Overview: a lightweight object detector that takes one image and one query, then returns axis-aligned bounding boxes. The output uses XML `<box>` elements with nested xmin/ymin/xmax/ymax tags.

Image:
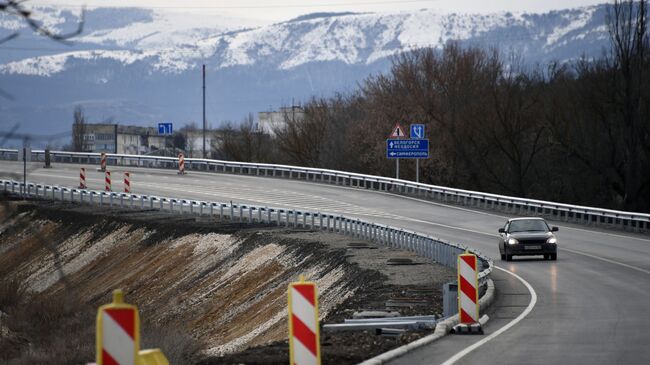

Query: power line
<box><xmin>29</xmin><ymin>0</ymin><xmax>440</xmax><ymax>10</ymax></box>
<box><xmin>0</xmin><ymin>46</ymin><xmax>90</xmax><ymax>51</ymax></box>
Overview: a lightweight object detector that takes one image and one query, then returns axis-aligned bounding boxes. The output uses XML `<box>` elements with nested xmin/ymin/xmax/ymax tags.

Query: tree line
<box><xmin>206</xmin><ymin>1</ymin><xmax>650</xmax><ymax>213</ymax></box>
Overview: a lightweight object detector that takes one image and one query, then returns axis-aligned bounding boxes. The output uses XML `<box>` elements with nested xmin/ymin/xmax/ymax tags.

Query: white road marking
<box><xmin>560</xmin><ymin>247</ymin><xmax>650</xmax><ymax>275</ymax></box>
<box><xmin>439</xmin><ymin>266</ymin><xmax>538</xmax><ymax>365</ymax></box>
<box><xmin>362</xmin><ymin>189</ymin><xmax>650</xmax><ymax>243</ymax></box>
<box><xmin>398</xmin><ymin>216</ymin><xmax>499</xmax><ymax>239</ymax></box>
<box><xmin>9</xmin><ymin>164</ymin><xmax>650</xmax><ymax>240</ymax></box>
<box><xmin>386</xmin><ymin>216</ymin><xmax>650</xmax><ymax>277</ymax></box>
<box><xmin>7</xmin><ymin>165</ymin><xmax>650</xmax><ymax>274</ymax></box>
<box><xmin>138</xmin><ymin>181</ymin><xmax>402</xmax><ymax>220</ymax></box>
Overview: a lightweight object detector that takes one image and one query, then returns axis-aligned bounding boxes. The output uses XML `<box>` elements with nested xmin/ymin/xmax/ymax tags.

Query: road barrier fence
<box><xmin>0</xmin><ymin>149</ymin><xmax>647</xmax><ymax>232</ymax></box>
<box><xmin>0</xmin><ymin>178</ymin><xmax>493</xmax><ymax>290</ymax></box>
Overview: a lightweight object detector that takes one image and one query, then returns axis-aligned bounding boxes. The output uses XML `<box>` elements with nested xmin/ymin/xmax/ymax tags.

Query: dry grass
<box><xmin>0</xmin><ymin>281</ymin><xmax>95</xmax><ymax>364</ymax></box>
<box><xmin>142</xmin><ymin>322</ymin><xmax>204</xmax><ymax>365</ymax></box>
<box><xmin>0</xmin><ymin>277</ymin><xmax>26</xmax><ymax>310</ymax></box>
<box><xmin>0</xmin><ymin>277</ymin><xmax>201</xmax><ymax>364</ymax></box>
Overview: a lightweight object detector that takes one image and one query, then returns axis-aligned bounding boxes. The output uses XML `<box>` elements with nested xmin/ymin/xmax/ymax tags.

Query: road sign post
<box><xmin>158</xmin><ymin>123</ymin><xmax>173</xmax><ymax>136</ymax></box>
<box><xmin>389</xmin><ymin>124</ymin><xmax>406</xmax><ymax>179</ymax></box>
<box><xmin>95</xmin><ymin>289</ymin><xmax>170</xmax><ymax>365</ymax></box>
<box><xmin>410</xmin><ymin>124</ymin><xmax>425</xmax><ymax>139</ymax></box>
<box><xmin>387</xmin><ymin>124</ymin><xmax>429</xmax><ymax>181</ymax></box>
<box><xmin>288</xmin><ymin>275</ymin><xmax>321</xmax><ymax>365</ymax></box>
<box><xmin>386</xmin><ymin>139</ymin><xmax>429</xmax><ymax>158</ymax></box>
<box><xmin>410</xmin><ymin>124</ymin><xmax>426</xmax><ymax>183</ymax></box>
<box><xmin>452</xmin><ymin>252</ymin><xmax>483</xmax><ymax>334</ymax></box>
<box><xmin>96</xmin><ymin>290</ymin><xmax>140</xmax><ymax>365</ymax></box>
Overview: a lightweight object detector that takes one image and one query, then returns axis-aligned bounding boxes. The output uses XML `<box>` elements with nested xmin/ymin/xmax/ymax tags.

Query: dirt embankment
<box><xmin>0</xmin><ymin>198</ymin><xmax>454</xmax><ymax>364</ymax></box>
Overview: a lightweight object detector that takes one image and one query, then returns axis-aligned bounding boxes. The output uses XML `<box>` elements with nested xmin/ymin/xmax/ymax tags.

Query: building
<box><xmin>115</xmin><ymin>125</ymin><xmax>167</xmax><ymax>155</ymax></box>
<box><xmin>76</xmin><ymin>123</ymin><xmax>169</xmax><ymax>155</ymax></box>
<box><xmin>182</xmin><ymin>128</ymin><xmax>217</xmax><ymax>158</ymax></box>
<box><xmin>258</xmin><ymin>106</ymin><xmax>304</xmax><ymax>136</ymax></box>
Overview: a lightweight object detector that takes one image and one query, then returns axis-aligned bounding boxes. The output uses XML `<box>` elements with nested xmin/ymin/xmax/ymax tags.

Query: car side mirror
<box><xmin>498</xmin><ymin>228</ymin><xmax>505</xmax><ymax>233</ymax></box>
<box><xmin>551</xmin><ymin>226</ymin><xmax>559</xmax><ymax>232</ymax></box>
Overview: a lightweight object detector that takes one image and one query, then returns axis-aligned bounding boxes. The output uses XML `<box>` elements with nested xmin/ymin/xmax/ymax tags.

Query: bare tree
<box><xmin>220</xmin><ymin>114</ymin><xmax>274</xmax><ymax>162</ymax></box>
<box><xmin>179</xmin><ymin>123</ymin><xmax>199</xmax><ymax>157</ymax></box>
<box><xmin>0</xmin><ymin>1</ymin><xmax>84</xmax><ymax>101</ymax></box>
<box><xmin>71</xmin><ymin>106</ymin><xmax>86</xmax><ymax>152</ymax></box>
<box><xmin>607</xmin><ymin>0</ymin><xmax>649</xmax><ymax>209</ymax></box>
<box><xmin>475</xmin><ymin>60</ymin><xmax>549</xmax><ymax>197</ymax></box>
<box><xmin>273</xmin><ymin>105</ymin><xmax>327</xmax><ymax>166</ymax></box>
<box><xmin>0</xmin><ymin>1</ymin><xmax>84</xmax><ymax>45</ymax></box>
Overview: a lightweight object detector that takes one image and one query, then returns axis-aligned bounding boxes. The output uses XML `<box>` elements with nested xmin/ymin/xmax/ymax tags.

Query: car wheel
<box><xmin>551</xmin><ymin>253</ymin><xmax>557</xmax><ymax>261</ymax></box>
<box><xmin>506</xmin><ymin>254</ymin><xmax>513</xmax><ymax>261</ymax></box>
<box><xmin>544</xmin><ymin>254</ymin><xmax>550</xmax><ymax>260</ymax></box>
<box><xmin>501</xmin><ymin>253</ymin><xmax>506</xmax><ymax>261</ymax></box>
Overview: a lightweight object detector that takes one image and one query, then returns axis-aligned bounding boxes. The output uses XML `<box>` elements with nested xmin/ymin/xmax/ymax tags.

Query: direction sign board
<box><xmin>410</xmin><ymin>124</ymin><xmax>425</xmax><ymax>139</ymax></box>
<box><xmin>386</xmin><ymin>139</ymin><xmax>429</xmax><ymax>158</ymax></box>
<box><xmin>158</xmin><ymin>123</ymin><xmax>173</xmax><ymax>135</ymax></box>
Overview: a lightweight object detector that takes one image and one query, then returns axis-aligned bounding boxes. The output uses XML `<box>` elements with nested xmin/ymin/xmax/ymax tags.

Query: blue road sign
<box><xmin>410</xmin><ymin>124</ymin><xmax>425</xmax><ymax>139</ymax></box>
<box><xmin>158</xmin><ymin>123</ymin><xmax>173</xmax><ymax>135</ymax></box>
<box><xmin>386</xmin><ymin>139</ymin><xmax>429</xmax><ymax>158</ymax></box>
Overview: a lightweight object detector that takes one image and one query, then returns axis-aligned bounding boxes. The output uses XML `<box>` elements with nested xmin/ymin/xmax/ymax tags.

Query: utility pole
<box><xmin>202</xmin><ymin>64</ymin><xmax>206</xmax><ymax>158</ymax></box>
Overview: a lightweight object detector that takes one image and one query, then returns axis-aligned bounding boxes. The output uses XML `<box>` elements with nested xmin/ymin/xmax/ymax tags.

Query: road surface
<box><xmin>2</xmin><ymin>161</ymin><xmax>650</xmax><ymax>364</ymax></box>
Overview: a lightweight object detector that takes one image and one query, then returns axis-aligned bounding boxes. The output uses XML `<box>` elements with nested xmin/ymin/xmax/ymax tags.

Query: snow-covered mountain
<box><xmin>0</xmin><ymin>5</ymin><xmax>612</xmax><ymax>145</ymax></box>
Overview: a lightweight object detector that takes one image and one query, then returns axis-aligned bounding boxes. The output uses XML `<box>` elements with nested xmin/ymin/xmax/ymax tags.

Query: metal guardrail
<box><xmin>1</xmin><ymin>148</ymin><xmax>648</xmax><ymax>232</ymax></box>
<box><xmin>1</xmin><ymin>179</ymin><xmax>493</xmax><ymax>287</ymax></box>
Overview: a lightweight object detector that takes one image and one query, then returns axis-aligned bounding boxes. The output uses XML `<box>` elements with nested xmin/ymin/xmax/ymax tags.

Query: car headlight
<box><xmin>508</xmin><ymin>237</ymin><xmax>518</xmax><ymax>245</ymax></box>
<box><xmin>547</xmin><ymin>237</ymin><xmax>557</xmax><ymax>244</ymax></box>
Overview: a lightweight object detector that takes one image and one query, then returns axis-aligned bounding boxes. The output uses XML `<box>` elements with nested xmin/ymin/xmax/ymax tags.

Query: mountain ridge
<box><xmin>0</xmin><ymin>4</ymin><xmax>613</xmax><ymax>146</ymax></box>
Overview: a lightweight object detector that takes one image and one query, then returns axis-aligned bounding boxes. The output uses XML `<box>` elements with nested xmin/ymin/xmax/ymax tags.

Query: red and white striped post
<box><xmin>288</xmin><ymin>276</ymin><xmax>321</xmax><ymax>365</ymax></box>
<box><xmin>79</xmin><ymin>167</ymin><xmax>87</xmax><ymax>189</ymax></box>
<box><xmin>105</xmin><ymin>171</ymin><xmax>112</xmax><ymax>192</ymax></box>
<box><xmin>458</xmin><ymin>252</ymin><xmax>479</xmax><ymax>324</ymax></box>
<box><xmin>100</xmin><ymin>152</ymin><xmax>107</xmax><ymax>172</ymax></box>
<box><xmin>178</xmin><ymin>153</ymin><xmax>185</xmax><ymax>175</ymax></box>
<box><xmin>96</xmin><ymin>289</ymin><xmax>140</xmax><ymax>365</ymax></box>
<box><xmin>124</xmin><ymin>172</ymin><xmax>131</xmax><ymax>193</ymax></box>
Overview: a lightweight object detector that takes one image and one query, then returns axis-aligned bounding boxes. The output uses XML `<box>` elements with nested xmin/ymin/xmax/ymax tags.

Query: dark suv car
<box><xmin>498</xmin><ymin>217</ymin><xmax>558</xmax><ymax>261</ymax></box>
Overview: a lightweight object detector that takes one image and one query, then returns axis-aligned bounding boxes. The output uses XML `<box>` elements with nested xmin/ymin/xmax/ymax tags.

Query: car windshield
<box><xmin>508</xmin><ymin>220</ymin><xmax>549</xmax><ymax>233</ymax></box>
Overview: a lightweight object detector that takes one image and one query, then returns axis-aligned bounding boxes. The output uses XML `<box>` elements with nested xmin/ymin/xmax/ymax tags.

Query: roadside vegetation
<box><xmin>0</xmin><ymin>277</ymin><xmax>202</xmax><ymax>364</ymax></box>
<box><xmin>220</xmin><ymin>0</ymin><xmax>650</xmax><ymax>213</ymax></box>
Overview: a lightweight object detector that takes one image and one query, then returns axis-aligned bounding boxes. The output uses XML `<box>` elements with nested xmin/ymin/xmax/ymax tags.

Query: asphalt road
<box><xmin>3</xmin><ymin>161</ymin><xmax>650</xmax><ymax>364</ymax></box>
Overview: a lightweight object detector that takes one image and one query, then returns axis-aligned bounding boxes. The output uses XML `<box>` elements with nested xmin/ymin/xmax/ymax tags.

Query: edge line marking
<box><xmin>439</xmin><ymin>266</ymin><xmax>537</xmax><ymax>365</ymax></box>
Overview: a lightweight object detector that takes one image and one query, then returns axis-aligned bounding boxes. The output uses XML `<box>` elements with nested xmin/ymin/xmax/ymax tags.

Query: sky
<box><xmin>32</xmin><ymin>0</ymin><xmax>608</xmax><ymax>22</ymax></box>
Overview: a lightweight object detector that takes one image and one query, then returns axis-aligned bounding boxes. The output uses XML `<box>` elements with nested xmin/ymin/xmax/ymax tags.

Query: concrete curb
<box><xmin>357</xmin><ymin>278</ymin><xmax>495</xmax><ymax>365</ymax></box>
